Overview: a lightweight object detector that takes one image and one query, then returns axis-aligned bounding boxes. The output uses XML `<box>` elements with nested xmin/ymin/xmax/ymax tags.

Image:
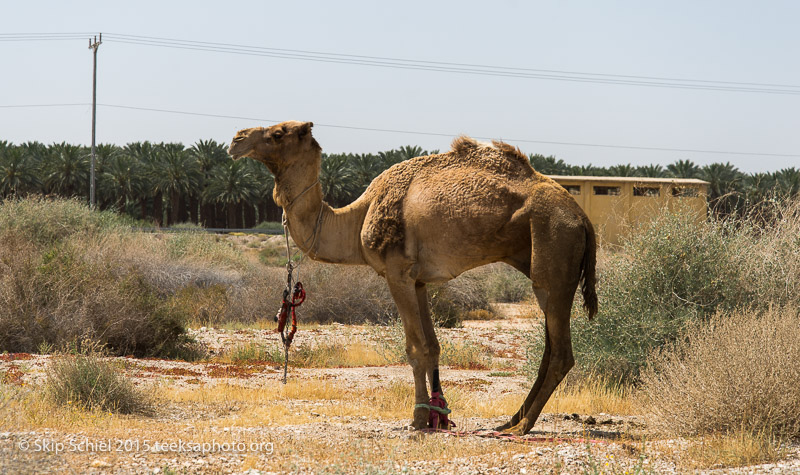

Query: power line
<box><xmin>99</xmin><ymin>33</ymin><xmax>800</xmax><ymax>95</ymax></box>
<box><xmin>6</xmin><ymin>32</ymin><xmax>798</xmax><ymax>95</ymax></box>
<box><xmin>2</xmin><ymin>102</ymin><xmax>798</xmax><ymax>158</ymax></box>
<box><xmin>0</xmin><ymin>33</ymin><xmax>96</xmax><ymax>42</ymax></box>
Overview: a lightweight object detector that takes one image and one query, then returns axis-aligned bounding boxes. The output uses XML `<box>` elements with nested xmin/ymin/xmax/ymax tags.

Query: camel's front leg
<box><xmin>416</xmin><ymin>282</ymin><xmax>453</xmax><ymax>429</ymax></box>
<box><xmin>386</xmin><ymin>270</ymin><xmax>434</xmax><ymax>429</ymax></box>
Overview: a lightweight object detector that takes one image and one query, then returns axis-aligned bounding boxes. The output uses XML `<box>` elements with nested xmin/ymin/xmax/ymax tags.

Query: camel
<box><xmin>228</xmin><ymin>121</ymin><xmax>597</xmax><ymax>435</ymax></box>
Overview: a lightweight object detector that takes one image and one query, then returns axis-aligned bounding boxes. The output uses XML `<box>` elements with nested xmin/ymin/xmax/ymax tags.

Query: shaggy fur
<box><xmin>361</xmin><ymin>136</ymin><xmax>543</xmax><ymax>254</ymax></box>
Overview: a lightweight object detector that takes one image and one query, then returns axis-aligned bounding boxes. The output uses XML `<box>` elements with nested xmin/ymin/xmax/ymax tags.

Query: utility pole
<box><xmin>88</xmin><ymin>33</ymin><xmax>102</xmax><ymax>208</ymax></box>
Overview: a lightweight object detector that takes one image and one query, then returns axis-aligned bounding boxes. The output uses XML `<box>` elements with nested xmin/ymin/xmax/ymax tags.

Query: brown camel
<box><xmin>228</xmin><ymin>121</ymin><xmax>597</xmax><ymax>435</ymax></box>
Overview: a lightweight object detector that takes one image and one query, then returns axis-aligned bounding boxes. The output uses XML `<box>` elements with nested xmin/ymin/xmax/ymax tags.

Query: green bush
<box><xmin>45</xmin><ymin>351</ymin><xmax>153</xmax><ymax>414</ymax></box>
<box><xmin>568</xmin><ymin>209</ymin><xmax>747</xmax><ymax>380</ymax></box>
<box><xmin>556</xmin><ymin>200</ymin><xmax>800</xmax><ymax>382</ymax></box>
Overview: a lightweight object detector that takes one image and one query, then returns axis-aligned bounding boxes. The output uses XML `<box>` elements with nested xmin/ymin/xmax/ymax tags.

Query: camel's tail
<box><xmin>580</xmin><ymin>217</ymin><xmax>598</xmax><ymax>319</ymax></box>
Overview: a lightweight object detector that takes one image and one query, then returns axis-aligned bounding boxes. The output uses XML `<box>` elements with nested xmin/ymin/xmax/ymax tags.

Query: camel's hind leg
<box><xmin>500</xmin><ymin>219</ymin><xmax>584</xmax><ymax>435</ymax></box>
<box><xmin>496</xmin><ymin>288</ymin><xmax>551</xmax><ymax>431</ymax></box>
<box><xmin>505</xmin><ymin>288</ymin><xmax>575</xmax><ymax>435</ymax></box>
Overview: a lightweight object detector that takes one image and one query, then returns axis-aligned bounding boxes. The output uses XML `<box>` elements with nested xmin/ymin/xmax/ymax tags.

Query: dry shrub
<box><xmin>429</xmin><ymin>270</ymin><xmax>494</xmax><ymax>328</ymax></box>
<box><xmin>90</xmin><ymin>232</ymin><xmax>244</xmax><ymax>293</ymax></box>
<box><xmin>0</xmin><ymin>234</ymin><xmax>192</xmax><ymax>357</ymax></box>
<box><xmin>463</xmin><ymin>309</ymin><xmax>500</xmax><ymax>321</ymax></box>
<box><xmin>224</xmin><ymin>262</ymin><xmax>397</xmax><ymax>324</ymax></box>
<box><xmin>542</xmin><ymin>373</ymin><xmax>634</xmax><ymax>416</ymax></box>
<box><xmin>639</xmin><ymin>307</ymin><xmax>800</xmax><ymax>439</ymax></box>
<box><xmin>739</xmin><ymin>199</ymin><xmax>800</xmax><ymax>305</ymax></box>
<box><xmin>477</xmin><ymin>263</ymin><xmax>532</xmax><ymax>303</ymax></box>
<box><xmin>44</xmin><ymin>352</ymin><xmax>153</xmax><ymax>415</ymax></box>
<box><xmin>0</xmin><ymin>196</ymin><xmax>125</xmax><ymax>246</ymax></box>
<box><xmin>300</xmin><ymin>262</ymin><xmax>397</xmax><ymax>324</ymax></box>
<box><xmin>0</xmin><ymin>198</ymin><xmax>233</xmax><ymax>358</ymax></box>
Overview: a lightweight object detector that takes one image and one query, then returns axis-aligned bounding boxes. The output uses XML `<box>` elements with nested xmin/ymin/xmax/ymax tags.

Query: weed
<box><xmin>487</xmin><ymin>371</ymin><xmax>513</xmax><ymax>377</ymax></box>
<box><xmin>44</xmin><ymin>352</ymin><xmax>153</xmax><ymax>415</ymax></box>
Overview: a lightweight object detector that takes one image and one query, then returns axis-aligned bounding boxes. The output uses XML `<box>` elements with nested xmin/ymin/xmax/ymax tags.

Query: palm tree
<box><xmin>92</xmin><ymin>143</ymin><xmax>120</xmax><ymax>208</ymax></box>
<box><xmin>397</xmin><ymin>145</ymin><xmax>427</xmax><ymax>162</ymax></box>
<box><xmin>774</xmin><ymin>167</ymin><xmax>800</xmax><ymax>199</ymax></box>
<box><xmin>571</xmin><ymin>163</ymin><xmax>608</xmax><ymax>176</ymax></box>
<box><xmin>637</xmin><ymin>164</ymin><xmax>667</xmax><ymax>178</ymax></box>
<box><xmin>191</xmin><ymin>139</ymin><xmax>229</xmax><ymax>225</ymax></box>
<box><xmin>123</xmin><ymin>142</ymin><xmax>160</xmax><ymax>223</ymax></box>
<box><xmin>667</xmin><ymin>159</ymin><xmax>701</xmax><ymax>179</ymax></box>
<box><xmin>101</xmin><ymin>154</ymin><xmax>143</xmax><ymax>211</ymax></box>
<box><xmin>743</xmin><ymin>172</ymin><xmax>775</xmax><ymax>203</ymax></box>
<box><xmin>347</xmin><ymin>153</ymin><xmax>382</xmax><ymax>196</ymax></box>
<box><xmin>529</xmin><ymin>154</ymin><xmax>571</xmax><ymax>175</ymax></box>
<box><xmin>702</xmin><ymin>162</ymin><xmax>744</xmax><ymax>216</ymax></box>
<box><xmin>607</xmin><ymin>164</ymin><xmax>638</xmax><ymax>177</ymax></box>
<box><xmin>204</xmin><ymin>158</ymin><xmax>260</xmax><ymax>228</ymax></box>
<box><xmin>44</xmin><ymin>142</ymin><xmax>89</xmax><ymax>198</ymax></box>
<box><xmin>319</xmin><ymin>153</ymin><xmax>355</xmax><ymax>206</ymax></box>
<box><xmin>378</xmin><ymin>149</ymin><xmax>403</xmax><ymax>168</ymax></box>
<box><xmin>702</xmin><ymin>162</ymin><xmax>742</xmax><ymax>198</ymax></box>
<box><xmin>0</xmin><ymin>146</ymin><xmax>40</xmax><ymax>198</ymax></box>
<box><xmin>249</xmin><ymin>159</ymin><xmax>278</xmax><ymax>223</ymax></box>
<box><xmin>151</xmin><ymin>143</ymin><xmax>201</xmax><ymax>226</ymax></box>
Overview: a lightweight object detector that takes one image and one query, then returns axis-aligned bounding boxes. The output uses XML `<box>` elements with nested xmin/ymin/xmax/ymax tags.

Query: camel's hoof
<box><xmin>494</xmin><ymin>421</ymin><xmax>513</xmax><ymax>432</ymax></box>
<box><xmin>411</xmin><ymin>407</ymin><xmax>429</xmax><ymax>430</ymax></box>
<box><xmin>500</xmin><ymin>419</ymin><xmax>531</xmax><ymax>436</ymax></box>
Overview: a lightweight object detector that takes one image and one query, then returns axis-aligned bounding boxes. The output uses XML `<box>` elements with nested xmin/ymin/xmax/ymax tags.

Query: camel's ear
<box><xmin>297</xmin><ymin>121</ymin><xmax>313</xmax><ymax>139</ymax></box>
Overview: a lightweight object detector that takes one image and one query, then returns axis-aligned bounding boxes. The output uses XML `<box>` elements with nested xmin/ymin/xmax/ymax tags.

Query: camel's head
<box><xmin>228</xmin><ymin>121</ymin><xmax>317</xmax><ymax>174</ymax></box>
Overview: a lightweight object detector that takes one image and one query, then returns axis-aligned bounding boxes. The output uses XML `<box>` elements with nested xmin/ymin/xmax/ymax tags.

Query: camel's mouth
<box><xmin>227</xmin><ymin>147</ymin><xmax>243</xmax><ymax>160</ymax></box>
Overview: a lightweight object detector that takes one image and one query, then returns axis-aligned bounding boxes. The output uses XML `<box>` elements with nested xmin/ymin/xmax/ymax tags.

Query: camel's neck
<box><xmin>273</xmin><ymin>154</ymin><xmax>367</xmax><ymax>265</ymax></box>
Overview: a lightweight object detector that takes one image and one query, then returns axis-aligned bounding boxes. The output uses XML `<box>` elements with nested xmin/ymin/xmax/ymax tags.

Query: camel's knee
<box><xmin>429</xmin><ymin>340</ymin><xmax>441</xmax><ymax>360</ymax></box>
<box><xmin>406</xmin><ymin>343</ymin><xmax>438</xmax><ymax>366</ymax></box>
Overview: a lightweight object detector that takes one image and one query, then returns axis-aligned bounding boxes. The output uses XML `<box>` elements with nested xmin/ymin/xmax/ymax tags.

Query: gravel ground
<box><xmin>2</xmin><ymin>317</ymin><xmax>799</xmax><ymax>474</ymax></box>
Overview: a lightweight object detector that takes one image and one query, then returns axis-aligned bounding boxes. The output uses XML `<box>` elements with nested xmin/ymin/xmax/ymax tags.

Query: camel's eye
<box><xmin>233</xmin><ymin>136</ymin><xmax>244</xmax><ymax>142</ymax></box>
<box><xmin>271</xmin><ymin>131</ymin><xmax>284</xmax><ymax>141</ymax></box>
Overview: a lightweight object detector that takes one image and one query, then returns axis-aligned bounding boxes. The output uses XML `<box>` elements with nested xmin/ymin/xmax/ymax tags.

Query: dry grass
<box><xmin>462</xmin><ymin>309</ymin><xmax>502</xmax><ymax>321</ymax></box>
<box><xmin>219</xmin><ymin>340</ymin><xmax>394</xmax><ymax>368</ymax></box>
<box><xmin>544</xmin><ymin>374</ymin><xmax>635</xmax><ymax>416</ymax></box>
<box><xmin>684</xmin><ymin>428</ymin><xmax>787</xmax><ymax>470</ymax></box>
<box><xmin>639</xmin><ymin>306</ymin><xmax>800</xmax><ymax>439</ymax></box>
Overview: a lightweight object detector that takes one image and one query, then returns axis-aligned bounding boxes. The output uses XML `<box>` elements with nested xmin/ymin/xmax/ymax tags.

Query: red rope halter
<box><xmin>276</xmin><ymin>281</ymin><xmax>305</xmax><ymax>348</ymax></box>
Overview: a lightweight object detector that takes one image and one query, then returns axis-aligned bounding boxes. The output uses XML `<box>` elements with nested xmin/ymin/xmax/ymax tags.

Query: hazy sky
<box><xmin>1</xmin><ymin>1</ymin><xmax>798</xmax><ymax>173</ymax></box>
